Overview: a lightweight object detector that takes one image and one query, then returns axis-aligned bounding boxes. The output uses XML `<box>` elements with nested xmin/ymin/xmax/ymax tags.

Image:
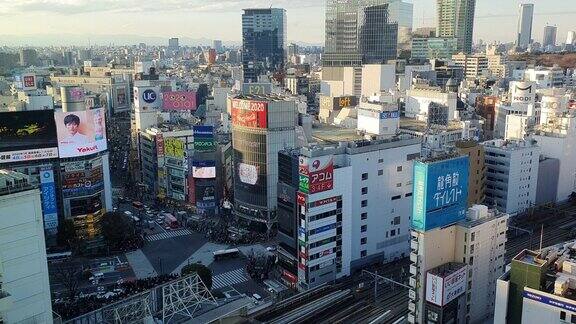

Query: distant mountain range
<box><xmin>0</xmin><ymin>34</ymin><xmax>322</xmax><ymax>48</ymax></box>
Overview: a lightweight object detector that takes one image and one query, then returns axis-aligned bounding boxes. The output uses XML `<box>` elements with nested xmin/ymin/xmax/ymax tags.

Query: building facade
<box><xmin>436</xmin><ymin>0</ymin><xmax>476</xmax><ymax>54</ymax></box>
<box><xmin>516</xmin><ymin>4</ymin><xmax>534</xmax><ymax>49</ymax></box>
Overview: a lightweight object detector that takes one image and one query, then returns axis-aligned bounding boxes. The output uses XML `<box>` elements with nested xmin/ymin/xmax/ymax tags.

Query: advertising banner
<box><xmin>164</xmin><ymin>137</ymin><xmax>185</xmax><ymax>159</ymax></box>
<box><xmin>411</xmin><ymin>156</ymin><xmax>469</xmax><ymax>232</ymax></box>
<box><xmin>312</xmin><ymin>196</ymin><xmax>340</xmax><ymax>207</ymax></box>
<box><xmin>193</xmin><ymin>125</ymin><xmax>215</xmax><ymax>152</ymax></box>
<box><xmin>22</xmin><ymin>74</ymin><xmax>37</xmax><ymax>90</ymax></box>
<box><xmin>40</xmin><ymin>167</ymin><xmax>58</xmax><ymax>232</ymax></box>
<box><xmin>134</xmin><ymin>86</ymin><xmax>161</xmax><ymax>109</ymax></box>
<box><xmin>297</xmin><ymin>192</ymin><xmax>307</xmax><ymax>206</ymax></box>
<box><xmin>196</xmin><ymin>184</ymin><xmax>216</xmax><ymax>202</ymax></box>
<box><xmin>162</xmin><ymin>91</ymin><xmax>197</xmax><ymax>111</ymax></box>
<box><xmin>192</xmin><ymin>160</ymin><xmax>216</xmax><ymax>179</ymax></box>
<box><xmin>523</xmin><ymin>290</ymin><xmax>576</xmax><ymax>313</ymax></box>
<box><xmin>238</xmin><ymin>163</ymin><xmax>258</xmax><ymax>185</ymax></box>
<box><xmin>380</xmin><ymin>110</ymin><xmax>400</xmax><ymax>119</ymax></box>
<box><xmin>442</xmin><ymin>265</ymin><xmax>467</xmax><ymax>305</ymax></box>
<box><xmin>426</xmin><ymin>273</ymin><xmax>443</xmax><ymax>306</ymax></box>
<box><xmin>511</xmin><ymin>81</ymin><xmax>536</xmax><ymax>105</ymax></box>
<box><xmin>54</xmin><ymin>108</ymin><xmax>107</xmax><ymax>158</ymax></box>
<box><xmin>241</xmin><ymin>83</ymin><xmax>272</xmax><ymax>95</ymax></box>
<box><xmin>0</xmin><ymin>111</ymin><xmax>58</xmax><ymax>163</ymax></box>
<box><xmin>231</xmin><ymin>99</ymin><xmax>268</xmax><ymax>128</ymax></box>
<box><xmin>156</xmin><ymin>134</ymin><xmax>165</xmax><ymax>159</ymax></box>
<box><xmin>308</xmin><ymin>156</ymin><xmax>334</xmax><ymax>194</ymax></box>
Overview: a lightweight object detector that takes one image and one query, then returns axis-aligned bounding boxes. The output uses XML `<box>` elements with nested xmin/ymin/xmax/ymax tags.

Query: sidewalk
<box><xmin>125</xmin><ymin>249</ymin><xmax>157</xmax><ymax>279</ymax></box>
<box><xmin>171</xmin><ymin>242</ymin><xmax>229</xmax><ymax>275</ymax></box>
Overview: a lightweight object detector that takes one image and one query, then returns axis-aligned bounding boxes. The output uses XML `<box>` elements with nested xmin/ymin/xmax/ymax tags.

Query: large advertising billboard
<box><xmin>60</xmin><ymin>157</ymin><xmax>104</xmax><ymax>198</ymax></box>
<box><xmin>0</xmin><ymin>111</ymin><xmax>58</xmax><ymax>164</ymax></box>
<box><xmin>164</xmin><ymin>137</ymin><xmax>185</xmax><ymax>159</ymax></box>
<box><xmin>40</xmin><ymin>166</ymin><xmax>58</xmax><ymax>232</ymax></box>
<box><xmin>411</xmin><ymin>156</ymin><xmax>469</xmax><ymax>232</ymax></box>
<box><xmin>298</xmin><ymin>156</ymin><xmax>334</xmax><ymax>194</ymax></box>
<box><xmin>192</xmin><ymin>160</ymin><xmax>216</xmax><ymax>179</ymax></box>
<box><xmin>510</xmin><ymin>81</ymin><xmax>535</xmax><ymax>105</ymax></box>
<box><xmin>231</xmin><ymin>99</ymin><xmax>268</xmax><ymax>128</ymax></box>
<box><xmin>162</xmin><ymin>91</ymin><xmax>197</xmax><ymax>111</ymax></box>
<box><xmin>54</xmin><ymin>108</ymin><xmax>107</xmax><ymax>158</ymax></box>
<box><xmin>425</xmin><ymin>265</ymin><xmax>467</xmax><ymax>306</ymax></box>
<box><xmin>193</xmin><ymin>125</ymin><xmax>215</xmax><ymax>152</ymax></box>
<box><xmin>134</xmin><ymin>86</ymin><xmax>161</xmax><ymax>109</ymax></box>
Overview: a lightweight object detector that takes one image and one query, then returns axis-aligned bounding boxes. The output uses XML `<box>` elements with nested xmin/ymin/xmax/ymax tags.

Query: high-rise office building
<box><xmin>213</xmin><ymin>40</ymin><xmax>223</xmax><ymax>53</ymax></box>
<box><xmin>566</xmin><ymin>31</ymin><xmax>576</xmax><ymax>45</ymax></box>
<box><xmin>19</xmin><ymin>48</ymin><xmax>38</xmax><ymax>67</ymax></box>
<box><xmin>168</xmin><ymin>37</ymin><xmax>179</xmax><ymax>51</ymax></box>
<box><xmin>543</xmin><ymin>25</ymin><xmax>558</xmax><ymax>48</ymax></box>
<box><xmin>323</xmin><ymin>0</ymin><xmax>400</xmax><ymax>67</ymax></box>
<box><xmin>516</xmin><ymin>4</ymin><xmax>534</xmax><ymax>49</ymax></box>
<box><xmin>0</xmin><ymin>170</ymin><xmax>53</xmax><ymax>323</ymax></box>
<box><xmin>436</xmin><ymin>0</ymin><xmax>476</xmax><ymax>54</ymax></box>
<box><xmin>230</xmin><ymin>95</ymin><xmax>297</xmax><ymax>230</ymax></box>
<box><xmin>241</xmin><ymin>8</ymin><xmax>287</xmax><ymax>83</ymax></box>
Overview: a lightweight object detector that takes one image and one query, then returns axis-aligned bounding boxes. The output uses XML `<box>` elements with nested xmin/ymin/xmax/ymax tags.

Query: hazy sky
<box><xmin>0</xmin><ymin>0</ymin><xmax>575</xmax><ymax>45</ymax></box>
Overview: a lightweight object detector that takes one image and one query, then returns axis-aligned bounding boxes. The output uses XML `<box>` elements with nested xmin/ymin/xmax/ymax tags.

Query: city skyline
<box><xmin>0</xmin><ymin>0</ymin><xmax>575</xmax><ymax>46</ymax></box>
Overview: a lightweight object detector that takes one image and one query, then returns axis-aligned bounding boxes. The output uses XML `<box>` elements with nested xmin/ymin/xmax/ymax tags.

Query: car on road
<box><xmin>252</xmin><ymin>293</ymin><xmax>262</xmax><ymax>301</ymax></box>
<box><xmin>266</xmin><ymin>246</ymin><xmax>277</xmax><ymax>252</ymax></box>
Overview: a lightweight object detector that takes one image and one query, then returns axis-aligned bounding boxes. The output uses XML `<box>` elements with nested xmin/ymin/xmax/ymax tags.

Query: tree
<box><xmin>57</xmin><ymin>219</ymin><xmax>77</xmax><ymax>248</ymax></box>
<box><xmin>53</xmin><ymin>263</ymin><xmax>81</xmax><ymax>300</ymax></box>
<box><xmin>101</xmin><ymin>211</ymin><xmax>137</xmax><ymax>250</ymax></box>
<box><xmin>181</xmin><ymin>264</ymin><xmax>212</xmax><ymax>290</ymax></box>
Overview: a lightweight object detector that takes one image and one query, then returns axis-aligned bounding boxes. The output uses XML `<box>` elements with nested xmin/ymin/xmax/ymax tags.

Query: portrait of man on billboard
<box><xmin>60</xmin><ymin>114</ymin><xmax>89</xmax><ymax>145</ymax></box>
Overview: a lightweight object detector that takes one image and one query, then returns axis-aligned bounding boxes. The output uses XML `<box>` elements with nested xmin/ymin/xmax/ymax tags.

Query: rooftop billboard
<box><xmin>411</xmin><ymin>156</ymin><xmax>469</xmax><ymax>232</ymax></box>
<box><xmin>0</xmin><ymin>111</ymin><xmax>58</xmax><ymax>164</ymax></box>
<box><xmin>162</xmin><ymin>91</ymin><xmax>197</xmax><ymax>111</ymax></box>
<box><xmin>231</xmin><ymin>99</ymin><xmax>268</xmax><ymax>129</ymax></box>
<box><xmin>54</xmin><ymin>108</ymin><xmax>107</xmax><ymax>158</ymax></box>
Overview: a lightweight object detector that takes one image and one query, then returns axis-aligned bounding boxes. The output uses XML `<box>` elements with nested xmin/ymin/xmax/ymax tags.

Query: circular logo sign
<box><xmin>142</xmin><ymin>89</ymin><xmax>157</xmax><ymax>104</ymax></box>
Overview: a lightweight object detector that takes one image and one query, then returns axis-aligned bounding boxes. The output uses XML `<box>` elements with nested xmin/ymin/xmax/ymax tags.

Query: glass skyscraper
<box><xmin>516</xmin><ymin>4</ymin><xmax>534</xmax><ymax>49</ymax></box>
<box><xmin>242</xmin><ymin>8</ymin><xmax>287</xmax><ymax>83</ymax></box>
<box><xmin>323</xmin><ymin>0</ymin><xmax>399</xmax><ymax>67</ymax></box>
<box><xmin>437</xmin><ymin>0</ymin><xmax>476</xmax><ymax>54</ymax></box>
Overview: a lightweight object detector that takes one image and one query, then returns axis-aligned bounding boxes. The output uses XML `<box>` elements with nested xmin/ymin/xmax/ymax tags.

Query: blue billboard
<box><xmin>411</xmin><ymin>156</ymin><xmax>469</xmax><ymax>232</ymax></box>
<box><xmin>40</xmin><ymin>167</ymin><xmax>58</xmax><ymax>233</ymax></box>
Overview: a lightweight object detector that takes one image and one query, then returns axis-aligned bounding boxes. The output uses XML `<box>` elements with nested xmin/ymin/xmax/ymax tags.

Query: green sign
<box><xmin>299</xmin><ymin>175</ymin><xmax>309</xmax><ymax>193</ymax></box>
<box><xmin>195</xmin><ymin>138</ymin><xmax>215</xmax><ymax>152</ymax></box>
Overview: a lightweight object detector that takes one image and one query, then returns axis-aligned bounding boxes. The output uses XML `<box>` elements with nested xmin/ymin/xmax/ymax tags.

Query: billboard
<box><xmin>61</xmin><ymin>159</ymin><xmax>104</xmax><ymax>198</ymax></box>
<box><xmin>320</xmin><ymin>95</ymin><xmax>359</xmax><ymax>110</ymax></box>
<box><xmin>162</xmin><ymin>91</ymin><xmax>197</xmax><ymax>111</ymax></box>
<box><xmin>241</xmin><ymin>83</ymin><xmax>272</xmax><ymax>95</ymax></box>
<box><xmin>22</xmin><ymin>73</ymin><xmax>37</xmax><ymax>90</ymax></box>
<box><xmin>510</xmin><ymin>81</ymin><xmax>535</xmax><ymax>105</ymax></box>
<box><xmin>134</xmin><ymin>86</ymin><xmax>161</xmax><ymax>109</ymax></box>
<box><xmin>308</xmin><ymin>156</ymin><xmax>334</xmax><ymax>194</ymax></box>
<box><xmin>156</xmin><ymin>134</ymin><xmax>165</xmax><ymax>159</ymax></box>
<box><xmin>40</xmin><ymin>167</ymin><xmax>58</xmax><ymax>232</ymax></box>
<box><xmin>411</xmin><ymin>156</ymin><xmax>469</xmax><ymax>232</ymax></box>
<box><xmin>238</xmin><ymin>163</ymin><xmax>258</xmax><ymax>185</ymax></box>
<box><xmin>193</xmin><ymin>125</ymin><xmax>215</xmax><ymax>152</ymax></box>
<box><xmin>0</xmin><ymin>111</ymin><xmax>58</xmax><ymax>163</ymax></box>
<box><xmin>231</xmin><ymin>99</ymin><xmax>268</xmax><ymax>128</ymax></box>
<box><xmin>55</xmin><ymin>108</ymin><xmax>107</xmax><ymax>158</ymax></box>
<box><xmin>425</xmin><ymin>265</ymin><xmax>467</xmax><ymax>306</ymax></box>
<box><xmin>192</xmin><ymin>160</ymin><xmax>216</xmax><ymax>179</ymax></box>
<box><xmin>164</xmin><ymin>137</ymin><xmax>185</xmax><ymax>159</ymax></box>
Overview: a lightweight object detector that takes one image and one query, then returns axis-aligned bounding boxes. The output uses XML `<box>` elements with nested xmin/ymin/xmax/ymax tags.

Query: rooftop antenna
<box><xmin>539</xmin><ymin>224</ymin><xmax>544</xmax><ymax>252</ymax></box>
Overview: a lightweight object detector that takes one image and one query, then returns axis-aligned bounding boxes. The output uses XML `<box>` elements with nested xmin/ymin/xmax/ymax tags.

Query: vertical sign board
<box><xmin>40</xmin><ymin>166</ymin><xmax>58</xmax><ymax>233</ymax></box>
<box><xmin>411</xmin><ymin>156</ymin><xmax>469</xmax><ymax>232</ymax></box>
<box><xmin>308</xmin><ymin>156</ymin><xmax>334</xmax><ymax>194</ymax></box>
<box><xmin>193</xmin><ymin>125</ymin><xmax>215</xmax><ymax>152</ymax></box>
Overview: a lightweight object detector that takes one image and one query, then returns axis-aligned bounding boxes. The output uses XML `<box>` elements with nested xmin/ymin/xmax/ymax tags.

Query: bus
<box><xmin>47</xmin><ymin>251</ymin><xmax>72</xmax><ymax>263</ymax></box>
<box><xmin>164</xmin><ymin>213</ymin><xmax>178</xmax><ymax>229</ymax></box>
<box><xmin>213</xmin><ymin>248</ymin><xmax>240</xmax><ymax>261</ymax></box>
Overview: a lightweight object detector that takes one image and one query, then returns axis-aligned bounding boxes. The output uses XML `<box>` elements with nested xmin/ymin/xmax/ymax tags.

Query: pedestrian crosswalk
<box><xmin>212</xmin><ymin>268</ymin><xmax>249</xmax><ymax>290</ymax></box>
<box><xmin>146</xmin><ymin>229</ymin><xmax>192</xmax><ymax>242</ymax></box>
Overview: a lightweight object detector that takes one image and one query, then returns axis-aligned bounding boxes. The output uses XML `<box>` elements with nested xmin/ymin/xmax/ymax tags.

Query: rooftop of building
<box><xmin>399</xmin><ymin>117</ymin><xmax>462</xmax><ymax>133</ymax></box>
<box><xmin>458</xmin><ymin>205</ymin><xmax>509</xmax><ymax>229</ymax></box>
<box><xmin>482</xmin><ymin>138</ymin><xmax>538</xmax><ymax>150</ymax></box>
<box><xmin>455</xmin><ymin>139</ymin><xmax>480</xmax><ymax>149</ymax></box>
<box><xmin>428</xmin><ymin>262</ymin><xmax>467</xmax><ymax>278</ymax></box>
<box><xmin>234</xmin><ymin>93</ymin><xmax>291</xmax><ymax>102</ymax></box>
<box><xmin>311</xmin><ymin>123</ymin><xmax>365</xmax><ymax>143</ymax></box>
<box><xmin>0</xmin><ymin>170</ymin><xmax>35</xmax><ymax>196</ymax></box>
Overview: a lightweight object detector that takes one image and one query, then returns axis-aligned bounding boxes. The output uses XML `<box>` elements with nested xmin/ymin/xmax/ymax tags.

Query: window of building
<box><xmin>378</xmin><ymin>169</ymin><xmax>384</xmax><ymax>176</ymax></box>
<box><xmin>390</xmin><ymin>229</ymin><xmax>396</xmax><ymax>236</ymax></box>
<box><xmin>361</xmin><ymin>200</ymin><xmax>368</xmax><ymax>207</ymax></box>
<box><xmin>361</xmin><ymin>187</ymin><xmax>368</xmax><ymax>195</ymax></box>
<box><xmin>471</xmin><ymin>232</ymin><xmax>475</xmax><ymax>242</ymax></box>
<box><xmin>378</xmin><ymin>158</ymin><xmax>384</xmax><ymax>163</ymax></box>
<box><xmin>469</xmin><ymin>256</ymin><xmax>474</xmax><ymax>265</ymax></box>
<box><xmin>394</xmin><ymin>216</ymin><xmax>401</xmax><ymax>225</ymax></box>
<box><xmin>397</xmin><ymin>166</ymin><xmax>403</xmax><ymax>172</ymax></box>
<box><xmin>361</xmin><ymin>212</ymin><xmax>368</xmax><ymax>220</ymax></box>
<box><xmin>561</xmin><ymin>312</ymin><xmax>567</xmax><ymax>321</ymax></box>
<box><xmin>396</xmin><ymin>183</ymin><xmax>402</xmax><ymax>188</ymax></box>
<box><xmin>571</xmin><ymin>313</ymin><xmax>576</xmax><ymax>324</ymax></box>
<box><xmin>361</xmin><ymin>250</ymin><xmax>367</xmax><ymax>257</ymax></box>
<box><xmin>361</xmin><ymin>237</ymin><xmax>367</xmax><ymax>245</ymax></box>
<box><xmin>362</xmin><ymin>173</ymin><xmax>368</xmax><ymax>180</ymax></box>
<box><xmin>470</xmin><ymin>244</ymin><xmax>475</xmax><ymax>254</ymax></box>
<box><xmin>392</xmin><ymin>195</ymin><xmax>401</xmax><ymax>200</ymax></box>
<box><xmin>361</xmin><ymin>225</ymin><xmax>367</xmax><ymax>232</ymax></box>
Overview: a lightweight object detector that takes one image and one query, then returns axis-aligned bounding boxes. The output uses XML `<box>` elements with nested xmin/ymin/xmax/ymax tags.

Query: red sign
<box><xmin>312</xmin><ymin>196</ymin><xmax>340</xmax><ymax>207</ymax></box>
<box><xmin>297</xmin><ymin>192</ymin><xmax>307</xmax><ymax>206</ymax></box>
<box><xmin>282</xmin><ymin>270</ymin><xmax>298</xmax><ymax>284</ymax></box>
<box><xmin>162</xmin><ymin>91</ymin><xmax>197</xmax><ymax>111</ymax></box>
<box><xmin>298</xmin><ymin>262</ymin><xmax>306</xmax><ymax>270</ymax></box>
<box><xmin>23</xmin><ymin>75</ymin><xmax>36</xmax><ymax>88</ymax></box>
<box><xmin>299</xmin><ymin>250</ymin><xmax>308</xmax><ymax>260</ymax></box>
<box><xmin>231</xmin><ymin>99</ymin><xmax>268</xmax><ymax>128</ymax></box>
<box><xmin>309</xmin><ymin>162</ymin><xmax>334</xmax><ymax>194</ymax></box>
<box><xmin>156</xmin><ymin>134</ymin><xmax>164</xmax><ymax>158</ymax></box>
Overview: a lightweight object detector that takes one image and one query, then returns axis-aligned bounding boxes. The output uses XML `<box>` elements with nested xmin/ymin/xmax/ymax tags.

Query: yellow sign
<box><xmin>164</xmin><ymin>138</ymin><xmax>185</xmax><ymax>158</ymax></box>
